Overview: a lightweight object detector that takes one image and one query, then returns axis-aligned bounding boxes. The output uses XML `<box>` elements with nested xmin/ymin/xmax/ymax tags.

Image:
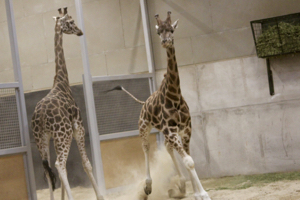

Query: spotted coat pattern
<box><xmin>31</xmin><ymin>8</ymin><xmax>102</xmax><ymax>200</ymax></box>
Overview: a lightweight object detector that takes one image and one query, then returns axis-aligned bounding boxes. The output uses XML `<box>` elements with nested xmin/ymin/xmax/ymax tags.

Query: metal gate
<box><xmin>75</xmin><ymin>0</ymin><xmax>160</xmax><ymax>194</ymax></box>
<box><xmin>0</xmin><ymin>1</ymin><xmax>37</xmax><ymax>199</ymax></box>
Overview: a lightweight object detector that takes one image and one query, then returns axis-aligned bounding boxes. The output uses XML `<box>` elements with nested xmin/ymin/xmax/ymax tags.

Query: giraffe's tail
<box><xmin>42</xmin><ymin>160</ymin><xmax>56</xmax><ymax>191</ymax></box>
<box><xmin>104</xmin><ymin>85</ymin><xmax>145</xmax><ymax>105</ymax></box>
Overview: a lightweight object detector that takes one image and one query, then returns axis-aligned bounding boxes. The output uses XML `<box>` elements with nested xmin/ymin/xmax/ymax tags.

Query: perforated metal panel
<box><xmin>93</xmin><ymin>78</ymin><xmax>151</xmax><ymax>135</ymax></box>
<box><xmin>0</xmin><ymin>88</ymin><xmax>22</xmax><ymax>149</ymax></box>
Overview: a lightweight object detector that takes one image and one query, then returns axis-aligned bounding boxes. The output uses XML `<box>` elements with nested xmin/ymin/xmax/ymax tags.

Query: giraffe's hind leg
<box><xmin>53</xmin><ymin>131</ymin><xmax>74</xmax><ymax>200</ymax></box>
<box><xmin>33</xmin><ymin>131</ymin><xmax>55</xmax><ymax>200</ymax></box>
<box><xmin>73</xmin><ymin>123</ymin><xmax>104</xmax><ymax>200</ymax></box>
<box><xmin>139</xmin><ymin>119</ymin><xmax>152</xmax><ymax>199</ymax></box>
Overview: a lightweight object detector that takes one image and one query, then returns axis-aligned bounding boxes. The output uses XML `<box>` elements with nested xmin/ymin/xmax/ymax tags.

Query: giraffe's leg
<box><xmin>61</xmin><ymin>174</ymin><xmax>65</xmax><ymax>200</ymax></box>
<box><xmin>73</xmin><ymin>124</ymin><xmax>104</xmax><ymax>200</ymax></box>
<box><xmin>165</xmin><ymin>140</ymin><xmax>186</xmax><ymax>198</ymax></box>
<box><xmin>183</xmin><ymin>126</ymin><xmax>211</xmax><ymax>200</ymax></box>
<box><xmin>46</xmin><ymin>150</ymin><xmax>55</xmax><ymax>200</ymax></box>
<box><xmin>164</xmin><ymin>128</ymin><xmax>211</xmax><ymax>200</ymax></box>
<box><xmin>33</xmin><ymin>132</ymin><xmax>55</xmax><ymax>200</ymax></box>
<box><xmin>53</xmin><ymin>133</ymin><xmax>74</xmax><ymax>200</ymax></box>
<box><xmin>139</xmin><ymin>120</ymin><xmax>152</xmax><ymax>198</ymax></box>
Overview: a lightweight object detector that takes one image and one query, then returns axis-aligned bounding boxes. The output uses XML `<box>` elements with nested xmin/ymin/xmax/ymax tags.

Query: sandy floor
<box><xmin>36</xmin><ymin>148</ymin><xmax>300</xmax><ymax>200</ymax></box>
<box><xmin>37</xmin><ymin>179</ymin><xmax>300</xmax><ymax>200</ymax></box>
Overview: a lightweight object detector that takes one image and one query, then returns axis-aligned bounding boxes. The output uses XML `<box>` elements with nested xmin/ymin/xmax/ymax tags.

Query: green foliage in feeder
<box><xmin>256</xmin><ymin>22</ymin><xmax>300</xmax><ymax>57</ymax></box>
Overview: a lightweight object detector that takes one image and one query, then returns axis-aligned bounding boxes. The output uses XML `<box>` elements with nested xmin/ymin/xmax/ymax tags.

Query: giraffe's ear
<box><xmin>53</xmin><ymin>16</ymin><xmax>59</xmax><ymax>22</ymax></box>
<box><xmin>155</xmin><ymin>25</ymin><xmax>159</xmax><ymax>30</ymax></box>
<box><xmin>172</xmin><ymin>19</ymin><xmax>179</xmax><ymax>29</ymax></box>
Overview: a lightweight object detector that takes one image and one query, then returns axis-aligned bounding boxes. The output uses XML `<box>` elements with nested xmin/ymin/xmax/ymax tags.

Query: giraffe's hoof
<box><xmin>201</xmin><ymin>193</ymin><xmax>211</xmax><ymax>200</ymax></box>
<box><xmin>194</xmin><ymin>194</ymin><xmax>202</xmax><ymax>200</ymax></box>
<box><xmin>144</xmin><ymin>179</ymin><xmax>152</xmax><ymax>195</ymax></box>
<box><xmin>168</xmin><ymin>189</ymin><xmax>185</xmax><ymax>198</ymax></box>
<box><xmin>178</xmin><ymin>178</ymin><xmax>186</xmax><ymax>194</ymax></box>
<box><xmin>195</xmin><ymin>192</ymin><xmax>211</xmax><ymax>200</ymax></box>
<box><xmin>144</xmin><ymin>186</ymin><xmax>152</xmax><ymax>195</ymax></box>
<box><xmin>97</xmin><ymin>196</ymin><xmax>105</xmax><ymax>200</ymax></box>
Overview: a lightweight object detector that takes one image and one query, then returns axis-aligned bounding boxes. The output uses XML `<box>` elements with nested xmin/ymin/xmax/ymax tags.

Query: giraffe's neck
<box><xmin>52</xmin><ymin>24</ymin><xmax>71</xmax><ymax>93</ymax></box>
<box><xmin>164</xmin><ymin>46</ymin><xmax>181</xmax><ymax>95</ymax></box>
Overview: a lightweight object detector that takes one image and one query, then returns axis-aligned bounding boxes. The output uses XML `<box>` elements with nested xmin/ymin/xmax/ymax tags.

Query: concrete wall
<box><xmin>156</xmin><ymin>54</ymin><xmax>300</xmax><ymax>178</ymax></box>
<box><xmin>2</xmin><ymin>0</ymin><xmax>300</xmax><ymax>188</ymax></box>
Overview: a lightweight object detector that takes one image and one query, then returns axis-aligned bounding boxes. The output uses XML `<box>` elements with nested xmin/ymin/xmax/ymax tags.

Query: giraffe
<box><xmin>31</xmin><ymin>7</ymin><xmax>104</xmax><ymax>200</ymax></box>
<box><xmin>107</xmin><ymin>12</ymin><xmax>211</xmax><ymax>200</ymax></box>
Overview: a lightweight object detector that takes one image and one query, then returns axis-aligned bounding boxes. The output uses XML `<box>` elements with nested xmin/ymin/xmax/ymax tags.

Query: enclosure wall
<box><xmin>2</xmin><ymin>0</ymin><xmax>300</xmax><ymax>185</ymax></box>
<box><xmin>0</xmin><ymin>154</ymin><xmax>28</xmax><ymax>200</ymax></box>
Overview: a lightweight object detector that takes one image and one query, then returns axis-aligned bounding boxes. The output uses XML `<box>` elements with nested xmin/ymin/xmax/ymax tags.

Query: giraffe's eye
<box><xmin>170</xmin><ymin>30</ymin><xmax>174</xmax><ymax>33</ymax></box>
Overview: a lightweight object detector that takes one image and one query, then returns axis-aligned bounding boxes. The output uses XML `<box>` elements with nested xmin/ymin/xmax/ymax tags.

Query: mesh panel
<box><xmin>0</xmin><ymin>88</ymin><xmax>22</xmax><ymax>149</ymax></box>
<box><xmin>93</xmin><ymin>78</ymin><xmax>151</xmax><ymax>135</ymax></box>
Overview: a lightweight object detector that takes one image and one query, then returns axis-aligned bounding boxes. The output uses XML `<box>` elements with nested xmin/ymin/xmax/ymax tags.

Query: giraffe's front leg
<box><xmin>165</xmin><ymin>130</ymin><xmax>211</xmax><ymax>200</ymax></box>
<box><xmin>165</xmin><ymin>140</ymin><xmax>186</xmax><ymax>198</ymax></box>
<box><xmin>139</xmin><ymin>120</ymin><xmax>152</xmax><ymax>198</ymax></box>
<box><xmin>142</xmin><ymin>137</ymin><xmax>152</xmax><ymax>196</ymax></box>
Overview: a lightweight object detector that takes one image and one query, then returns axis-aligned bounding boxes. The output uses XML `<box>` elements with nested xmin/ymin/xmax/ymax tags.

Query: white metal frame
<box><xmin>0</xmin><ymin>1</ymin><xmax>37</xmax><ymax>199</ymax></box>
<box><xmin>75</xmin><ymin>0</ymin><xmax>161</xmax><ymax>194</ymax></box>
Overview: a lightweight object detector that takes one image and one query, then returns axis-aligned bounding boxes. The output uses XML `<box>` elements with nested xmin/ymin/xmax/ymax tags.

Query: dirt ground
<box><xmin>36</xmin><ymin>149</ymin><xmax>300</xmax><ymax>200</ymax></box>
<box><xmin>37</xmin><ymin>179</ymin><xmax>300</xmax><ymax>200</ymax></box>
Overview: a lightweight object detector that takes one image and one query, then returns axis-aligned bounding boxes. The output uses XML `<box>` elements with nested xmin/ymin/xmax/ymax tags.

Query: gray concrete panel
<box><xmin>147</xmin><ymin>0</ymin><xmax>213</xmax><ymax>43</ymax></box>
<box><xmin>210</xmin><ymin>0</ymin><xmax>300</xmax><ymax>31</ymax></box>
<box><xmin>0</xmin><ymin>21</ymin><xmax>14</xmax><ymax>76</ymax></box>
<box><xmin>82</xmin><ymin>0</ymin><xmax>125</xmax><ymax>53</ymax></box>
<box><xmin>197</xmin><ymin>56</ymin><xmax>269</xmax><ymax>111</ymax></box>
<box><xmin>197</xmin><ymin>55</ymin><xmax>300</xmax><ymax>111</ymax></box>
<box><xmin>120</xmin><ymin>0</ymin><xmax>145</xmax><ymax>48</ymax></box>
<box><xmin>191</xmin><ymin>27</ymin><xmax>255</xmax><ymax>64</ymax></box>
<box><xmin>106</xmin><ymin>45</ymin><xmax>148</xmax><ymax>75</ymax></box>
<box><xmin>198</xmin><ymin>99</ymin><xmax>300</xmax><ymax>178</ymax></box>
<box><xmin>15</xmin><ymin>14</ymin><xmax>48</xmax><ymax>67</ymax></box>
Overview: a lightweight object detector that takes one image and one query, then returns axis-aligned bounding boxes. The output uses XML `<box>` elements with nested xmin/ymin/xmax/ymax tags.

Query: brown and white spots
<box><xmin>31</xmin><ymin>7</ymin><xmax>103</xmax><ymax>200</ymax></box>
<box><xmin>120</xmin><ymin>11</ymin><xmax>211</xmax><ymax>200</ymax></box>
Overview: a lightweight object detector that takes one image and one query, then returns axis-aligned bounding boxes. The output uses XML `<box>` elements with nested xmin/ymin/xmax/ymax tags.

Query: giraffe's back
<box><xmin>31</xmin><ymin>93</ymin><xmax>80</xmax><ymax>138</ymax></box>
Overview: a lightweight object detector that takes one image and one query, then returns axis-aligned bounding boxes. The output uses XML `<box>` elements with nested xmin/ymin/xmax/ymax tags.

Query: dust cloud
<box><xmin>37</xmin><ymin>147</ymin><xmax>194</xmax><ymax>200</ymax></box>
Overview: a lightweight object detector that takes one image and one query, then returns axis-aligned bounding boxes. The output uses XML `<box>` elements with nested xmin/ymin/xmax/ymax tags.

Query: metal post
<box><xmin>140</xmin><ymin>0</ymin><xmax>163</xmax><ymax>146</ymax></box>
<box><xmin>74</xmin><ymin>0</ymin><xmax>106</xmax><ymax>195</ymax></box>
<box><xmin>266</xmin><ymin>58</ymin><xmax>275</xmax><ymax>96</ymax></box>
<box><xmin>5</xmin><ymin>0</ymin><xmax>37</xmax><ymax>199</ymax></box>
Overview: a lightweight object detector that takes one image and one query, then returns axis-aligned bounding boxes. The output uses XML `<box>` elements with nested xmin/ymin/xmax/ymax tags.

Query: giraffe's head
<box><xmin>53</xmin><ymin>7</ymin><xmax>83</xmax><ymax>36</ymax></box>
<box><xmin>155</xmin><ymin>11</ymin><xmax>179</xmax><ymax>48</ymax></box>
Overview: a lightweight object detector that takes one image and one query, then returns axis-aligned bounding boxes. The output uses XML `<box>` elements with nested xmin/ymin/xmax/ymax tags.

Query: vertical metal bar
<box><xmin>140</xmin><ymin>0</ymin><xmax>163</xmax><ymax>145</ymax></box>
<box><xmin>140</xmin><ymin>0</ymin><xmax>156</xmax><ymax>75</ymax></box>
<box><xmin>5</xmin><ymin>0</ymin><xmax>37</xmax><ymax>199</ymax></box>
<box><xmin>140</xmin><ymin>0</ymin><xmax>157</xmax><ymax>92</ymax></box>
<box><xmin>266</xmin><ymin>58</ymin><xmax>275</xmax><ymax>96</ymax></box>
<box><xmin>74</xmin><ymin>0</ymin><xmax>106</xmax><ymax>195</ymax></box>
<box><xmin>250</xmin><ymin>22</ymin><xmax>258</xmax><ymax>55</ymax></box>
